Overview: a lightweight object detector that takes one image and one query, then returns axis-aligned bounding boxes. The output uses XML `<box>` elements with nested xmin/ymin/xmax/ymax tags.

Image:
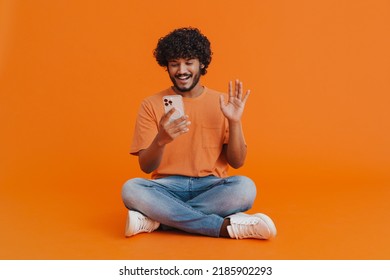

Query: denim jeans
<box><xmin>121</xmin><ymin>175</ymin><xmax>256</xmax><ymax>237</ymax></box>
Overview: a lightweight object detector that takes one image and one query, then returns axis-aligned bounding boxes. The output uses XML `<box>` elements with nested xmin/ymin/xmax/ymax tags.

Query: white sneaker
<box><xmin>125</xmin><ymin>210</ymin><xmax>160</xmax><ymax>237</ymax></box>
<box><xmin>227</xmin><ymin>212</ymin><xmax>277</xmax><ymax>240</ymax></box>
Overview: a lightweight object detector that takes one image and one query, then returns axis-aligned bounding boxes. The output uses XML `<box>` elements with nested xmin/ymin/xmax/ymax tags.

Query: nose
<box><xmin>177</xmin><ymin>63</ymin><xmax>187</xmax><ymax>74</ymax></box>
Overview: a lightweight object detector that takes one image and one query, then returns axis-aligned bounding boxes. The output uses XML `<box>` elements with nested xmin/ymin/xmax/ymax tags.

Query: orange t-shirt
<box><xmin>130</xmin><ymin>87</ymin><xmax>230</xmax><ymax>179</ymax></box>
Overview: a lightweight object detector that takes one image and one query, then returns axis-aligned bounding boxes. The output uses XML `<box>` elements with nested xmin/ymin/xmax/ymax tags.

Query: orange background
<box><xmin>1</xmin><ymin>0</ymin><xmax>389</xmax><ymax>259</ymax></box>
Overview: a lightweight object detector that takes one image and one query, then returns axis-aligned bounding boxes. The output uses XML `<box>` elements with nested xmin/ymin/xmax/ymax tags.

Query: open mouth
<box><xmin>176</xmin><ymin>74</ymin><xmax>191</xmax><ymax>81</ymax></box>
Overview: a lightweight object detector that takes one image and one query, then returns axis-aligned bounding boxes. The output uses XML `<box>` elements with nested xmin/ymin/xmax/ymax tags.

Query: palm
<box><xmin>221</xmin><ymin>97</ymin><xmax>245</xmax><ymax>121</ymax></box>
<box><xmin>220</xmin><ymin>80</ymin><xmax>250</xmax><ymax>122</ymax></box>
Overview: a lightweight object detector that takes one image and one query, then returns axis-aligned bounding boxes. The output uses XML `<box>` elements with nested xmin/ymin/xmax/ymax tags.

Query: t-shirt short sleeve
<box><xmin>130</xmin><ymin>100</ymin><xmax>159</xmax><ymax>155</ymax></box>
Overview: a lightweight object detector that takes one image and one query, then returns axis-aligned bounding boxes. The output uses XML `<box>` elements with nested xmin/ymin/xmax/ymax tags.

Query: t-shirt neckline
<box><xmin>168</xmin><ymin>86</ymin><xmax>208</xmax><ymax>101</ymax></box>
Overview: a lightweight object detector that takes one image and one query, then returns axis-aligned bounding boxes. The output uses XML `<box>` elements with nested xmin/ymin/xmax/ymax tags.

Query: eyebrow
<box><xmin>168</xmin><ymin>58</ymin><xmax>195</xmax><ymax>62</ymax></box>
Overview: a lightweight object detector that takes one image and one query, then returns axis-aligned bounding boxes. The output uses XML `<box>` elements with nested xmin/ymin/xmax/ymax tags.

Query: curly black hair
<box><xmin>153</xmin><ymin>27</ymin><xmax>212</xmax><ymax>75</ymax></box>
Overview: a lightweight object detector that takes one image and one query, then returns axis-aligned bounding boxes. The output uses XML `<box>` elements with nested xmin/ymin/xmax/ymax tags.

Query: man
<box><xmin>121</xmin><ymin>27</ymin><xmax>277</xmax><ymax>239</ymax></box>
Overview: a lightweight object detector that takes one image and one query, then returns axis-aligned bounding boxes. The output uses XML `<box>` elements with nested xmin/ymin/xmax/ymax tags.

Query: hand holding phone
<box><xmin>163</xmin><ymin>95</ymin><xmax>185</xmax><ymax>123</ymax></box>
<box><xmin>156</xmin><ymin>95</ymin><xmax>189</xmax><ymax>146</ymax></box>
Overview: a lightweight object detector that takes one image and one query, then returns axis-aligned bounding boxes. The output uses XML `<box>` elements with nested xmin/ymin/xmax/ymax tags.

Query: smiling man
<box><xmin>167</xmin><ymin>58</ymin><xmax>202</xmax><ymax>94</ymax></box>
<box><xmin>121</xmin><ymin>27</ymin><xmax>277</xmax><ymax>240</ymax></box>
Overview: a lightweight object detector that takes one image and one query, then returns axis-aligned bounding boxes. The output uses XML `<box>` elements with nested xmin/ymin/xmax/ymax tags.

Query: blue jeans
<box><xmin>121</xmin><ymin>175</ymin><xmax>256</xmax><ymax>237</ymax></box>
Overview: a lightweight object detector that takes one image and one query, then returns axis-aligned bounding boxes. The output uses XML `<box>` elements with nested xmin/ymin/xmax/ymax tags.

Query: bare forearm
<box><xmin>226</xmin><ymin>120</ymin><xmax>247</xmax><ymax>168</ymax></box>
<box><xmin>138</xmin><ymin>137</ymin><xmax>165</xmax><ymax>173</ymax></box>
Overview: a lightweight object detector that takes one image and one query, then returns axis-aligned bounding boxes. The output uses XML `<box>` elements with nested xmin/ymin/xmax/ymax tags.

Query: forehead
<box><xmin>168</xmin><ymin>58</ymin><xmax>199</xmax><ymax>62</ymax></box>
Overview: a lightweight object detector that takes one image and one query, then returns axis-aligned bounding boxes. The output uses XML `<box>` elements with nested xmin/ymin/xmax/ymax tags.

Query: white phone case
<box><xmin>163</xmin><ymin>95</ymin><xmax>185</xmax><ymax>122</ymax></box>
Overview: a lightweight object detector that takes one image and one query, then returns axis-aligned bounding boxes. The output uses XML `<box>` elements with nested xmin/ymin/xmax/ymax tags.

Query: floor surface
<box><xmin>1</xmin><ymin>172</ymin><xmax>389</xmax><ymax>260</ymax></box>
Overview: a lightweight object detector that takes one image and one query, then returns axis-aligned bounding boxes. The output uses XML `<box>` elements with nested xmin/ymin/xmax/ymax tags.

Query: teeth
<box><xmin>177</xmin><ymin>75</ymin><xmax>190</xmax><ymax>80</ymax></box>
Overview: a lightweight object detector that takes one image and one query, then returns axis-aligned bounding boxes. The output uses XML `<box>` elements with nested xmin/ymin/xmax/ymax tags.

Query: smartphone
<box><xmin>163</xmin><ymin>95</ymin><xmax>185</xmax><ymax>123</ymax></box>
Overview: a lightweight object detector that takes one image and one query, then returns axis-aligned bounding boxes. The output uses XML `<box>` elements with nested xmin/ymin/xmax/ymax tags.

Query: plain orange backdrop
<box><xmin>1</xmin><ymin>0</ymin><xmax>389</xmax><ymax>259</ymax></box>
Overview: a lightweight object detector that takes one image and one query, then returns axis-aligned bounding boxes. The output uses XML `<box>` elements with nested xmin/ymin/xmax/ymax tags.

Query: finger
<box><xmin>167</xmin><ymin>118</ymin><xmax>190</xmax><ymax>133</ymax></box>
<box><xmin>177</xmin><ymin>120</ymin><xmax>191</xmax><ymax>129</ymax></box>
<box><xmin>235</xmin><ymin>79</ymin><xmax>240</xmax><ymax>97</ymax></box>
<box><xmin>173</xmin><ymin>127</ymin><xmax>190</xmax><ymax>138</ymax></box>
<box><xmin>171</xmin><ymin>123</ymin><xmax>190</xmax><ymax>136</ymax></box>
<box><xmin>228</xmin><ymin>81</ymin><xmax>233</xmax><ymax>98</ymax></box>
<box><xmin>242</xmin><ymin>89</ymin><xmax>251</xmax><ymax>104</ymax></box>
<box><xmin>171</xmin><ymin>114</ymin><xmax>188</xmax><ymax>126</ymax></box>
<box><xmin>219</xmin><ymin>95</ymin><xmax>225</xmax><ymax>109</ymax></box>
<box><xmin>177</xmin><ymin>121</ymin><xmax>191</xmax><ymax>132</ymax></box>
<box><xmin>160</xmin><ymin>108</ymin><xmax>175</xmax><ymax>126</ymax></box>
<box><xmin>237</xmin><ymin>81</ymin><xmax>243</xmax><ymax>100</ymax></box>
<box><xmin>163</xmin><ymin>107</ymin><xmax>175</xmax><ymax>119</ymax></box>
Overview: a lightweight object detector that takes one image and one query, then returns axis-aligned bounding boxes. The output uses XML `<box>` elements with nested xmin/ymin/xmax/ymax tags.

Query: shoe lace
<box><xmin>231</xmin><ymin>216</ymin><xmax>268</xmax><ymax>239</ymax></box>
<box><xmin>136</xmin><ymin>215</ymin><xmax>156</xmax><ymax>232</ymax></box>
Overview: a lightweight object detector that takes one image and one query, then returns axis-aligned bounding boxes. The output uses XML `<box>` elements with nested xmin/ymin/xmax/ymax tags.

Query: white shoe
<box><xmin>227</xmin><ymin>212</ymin><xmax>277</xmax><ymax>240</ymax></box>
<box><xmin>125</xmin><ymin>210</ymin><xmax>160</xmax><ymax>237</ymax></box>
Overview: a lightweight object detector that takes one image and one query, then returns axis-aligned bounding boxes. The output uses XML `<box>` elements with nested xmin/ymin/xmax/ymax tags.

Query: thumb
<box><xmin>161</xmin><ymin>107</ymin><xmax>175</xmax><ymax>125</ymax></box>
<box><xmin>219</xmin><ymin>95</ymin><xmax>225</xmax><ymax>109</ymax></box>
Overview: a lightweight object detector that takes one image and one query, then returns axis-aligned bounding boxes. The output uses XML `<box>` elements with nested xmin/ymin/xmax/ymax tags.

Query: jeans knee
<box><xmin>121</xmin><ymin>178</ymin><xmax>144</xmax><ymax>203</ymax></box>
<box><xmin>231</xmin><ymin>176</ymin><xmax>257</xmax><ymax>208</ymax></box>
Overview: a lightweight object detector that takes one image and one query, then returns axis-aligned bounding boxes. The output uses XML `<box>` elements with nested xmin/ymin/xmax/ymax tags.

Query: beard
<box><xmin>169</xmin><ymin>68</ymin><xmax>202</xmax><ymax>93</ymax></box>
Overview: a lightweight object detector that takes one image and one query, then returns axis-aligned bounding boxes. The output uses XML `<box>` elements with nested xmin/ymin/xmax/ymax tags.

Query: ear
<box><xmin>200</xmin><ymin>64</ymin><xmax>205</xmax><ymax>69</ymax></box>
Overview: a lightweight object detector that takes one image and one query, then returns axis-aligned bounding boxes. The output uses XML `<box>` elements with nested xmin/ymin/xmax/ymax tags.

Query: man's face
<box><xmin>167</xmin><ymin>58</ymin><xmax>202</xmax><ymax>92</ymax></box>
